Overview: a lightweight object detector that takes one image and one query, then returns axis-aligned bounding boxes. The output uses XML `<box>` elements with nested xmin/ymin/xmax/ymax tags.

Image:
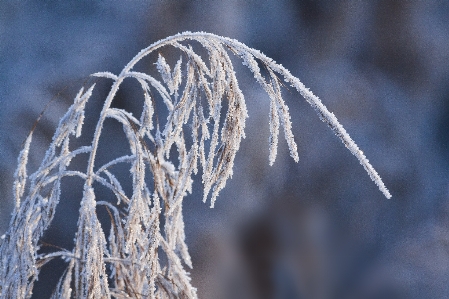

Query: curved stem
<box><xmin>85</xmin><ymin>78</ymin><xmax>124</xmax><ymax>186</ymax></box>
<box><xmin>88</xmin><ymin>31</ymin><xmax>390</xmax><ymax>197</ymax></box>
<box><xmin>149</xmin><ymin>32</ymin><xmax>392</xmax><ymax>198</ymax></box>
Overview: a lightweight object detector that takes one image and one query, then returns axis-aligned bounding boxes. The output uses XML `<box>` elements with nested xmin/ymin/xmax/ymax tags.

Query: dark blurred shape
<box><xmin>240</xmin><ymin>216</ymin><xmax>280</xmax><ymax>299</ymax></box>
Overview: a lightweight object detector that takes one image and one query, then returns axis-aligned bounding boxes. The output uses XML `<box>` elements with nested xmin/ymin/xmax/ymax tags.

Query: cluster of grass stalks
<box><xmin>0</xmin><ymin>32</ymin><xmax>389</xmax><ymax>298</ymax></box>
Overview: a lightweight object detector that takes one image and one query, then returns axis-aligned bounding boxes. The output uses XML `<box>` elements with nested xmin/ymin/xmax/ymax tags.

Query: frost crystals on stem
<box><xmin>0</xmin><ymin>32</ymin><xmax>391</xmax><ymax>299</ymax></box>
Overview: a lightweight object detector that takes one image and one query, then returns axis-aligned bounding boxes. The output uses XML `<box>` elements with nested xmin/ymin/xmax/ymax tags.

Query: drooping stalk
<box><xmin>0</xmin><ymin>32</ymin><xmax>390</xmax><ymax>299</ymax></box>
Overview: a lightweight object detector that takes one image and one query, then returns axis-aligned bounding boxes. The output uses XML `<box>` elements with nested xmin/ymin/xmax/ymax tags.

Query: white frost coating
<box><xmin>0</xmin><ymin>32</ymin><xmax>390</xmax><ymax>299</ymax></box>
<box><xmin>73</xmin><ymin>186</ymin><xmax>111</xmax><ymax>298</ymax></box>
<box><xmin>91</xmin><ymin>71</ymin><xmax>118</xmax><ymax>81</ymax></box>
<box><xmin>269</xmin><ymin>96</ymin><xmax>280</xmax><ymax>165</ymax></box>
<box><xmin>155</xmin><ymin>54</ymin><xmax>174</xmax><ymax>94</ymax></box>
<box><xmin>172</xmin><ymin>56</ymin><xmax>183</xmax><ymax>96</ymax></box>
<box><xmin>13</xmin><ymin>133</ymin><xmax>33</xmax><ymax>210</ymax></box>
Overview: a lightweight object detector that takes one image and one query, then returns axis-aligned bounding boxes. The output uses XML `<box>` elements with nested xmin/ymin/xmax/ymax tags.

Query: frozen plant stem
<box><xmin>0</xmin><ymin>32</ymin><xmax>391</xmax><ymax>299</ymax></box>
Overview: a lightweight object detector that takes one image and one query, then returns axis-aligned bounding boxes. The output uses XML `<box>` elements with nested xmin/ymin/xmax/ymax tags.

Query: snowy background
<box><xmin>1</xmin><ymin>1</ymin><xmax>449</xmax><ymax>298</ymax></box>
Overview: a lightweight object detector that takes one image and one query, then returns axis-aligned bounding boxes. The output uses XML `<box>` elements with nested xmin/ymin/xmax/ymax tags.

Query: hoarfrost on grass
<box><xmin>0</xmin><ymin>32</ymin><xmax>390</xmax><ymax>299</ymax></box>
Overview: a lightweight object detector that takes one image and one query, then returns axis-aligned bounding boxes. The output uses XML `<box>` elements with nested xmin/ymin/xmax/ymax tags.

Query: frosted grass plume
<box><xmin>0</xmin><ymin>32</ymin><xmax>390</xmax><ymax>299</ymax></box>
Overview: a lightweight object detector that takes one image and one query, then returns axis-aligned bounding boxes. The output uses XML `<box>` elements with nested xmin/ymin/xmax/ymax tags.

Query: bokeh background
<box><xmin>1</xmin><ymin>1</ymin><xmax>449</xmax><ymax>298</ymax></box>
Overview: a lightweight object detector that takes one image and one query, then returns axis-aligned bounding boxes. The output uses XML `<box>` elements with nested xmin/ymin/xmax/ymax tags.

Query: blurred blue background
<box><xmin>1</xmin><ymin>1</ymin><xmax>449</xmax><ymax>298</ymax></box>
